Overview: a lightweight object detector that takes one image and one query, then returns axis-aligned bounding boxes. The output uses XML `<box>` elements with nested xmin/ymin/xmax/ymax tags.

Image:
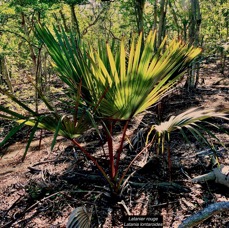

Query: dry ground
<box><xmin>0</xmin><ymin>60</ymin><xmax>229</xmax><ymax>227</ymax></box>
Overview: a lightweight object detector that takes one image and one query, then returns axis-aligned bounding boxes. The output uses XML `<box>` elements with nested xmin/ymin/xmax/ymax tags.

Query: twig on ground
<box><xmin>180</xmin><ymin>167</ymin><xmax>192</xmax><ymax>179</ymax></box>
<box><xmin>3</xmin><ymin>195</ymin><xmax>24</xmax><ymax>217</ymax></box>
<box><xmin>2</xmin><ymin>191</ymin><xmax>65</xmax><ymax>228</ymax></box>
<box><xmin>151</xmin><ymin>200</ymin><xmax>178</xmax><ymax>208</ymax></box>
<box><xmin>118</xmin><ymin>200</ymin><xmax>131</xmax><ymax>216</ymax></box>
<box><xmin>32</xmin><ymin>158</ymin><xmax>68</xmax><ymax>167</ymax></box>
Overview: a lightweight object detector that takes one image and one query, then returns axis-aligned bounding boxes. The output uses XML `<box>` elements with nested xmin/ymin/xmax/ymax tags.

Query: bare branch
<box><xmin>179</xmin><ymin>202</ymin><xmax>229</xmax><ymax>228</ymax></box>
<box><xmin>82</xmin><ymin>7</ymin><xmax>107</xmax><ymax>36</ymax></box>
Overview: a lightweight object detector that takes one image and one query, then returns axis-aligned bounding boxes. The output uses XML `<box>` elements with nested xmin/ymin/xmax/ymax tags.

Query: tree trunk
<box><xmin>52</xmin><ymin>12</ymin><xmax>62</xmax><ymax>32</ymax></box>
<box><xmin>21</xmin><ymin>12</ymin><xmax>39</xmax><ymax>111</ymax></box>
<box><xmin>183</xmin><ymin>20</ymin><xmax>188</xmax><ymax>42</ymax></box>
<box><xmin>0</xmin><ymin>56</ymin><xmax>13</xmax><ymax>93</ymax></box>
<box><xmin>21</xmin><ymin>12</ymin><xmax>37</xmax><ymax>67</ymax></box>
<box><xmin>157</xmin><ymin>0</ymin><xmax>168</xmax><ymax>48</ymax></box>
<box><xmin>192</xmin><ymin>165</ymin><xmax>229</xmax><ymax>188</ymax></box>
<box><xmin>153</xmin><ymin>0</ymin><xmax>157</xmax><ymax>31</ymax></box>
<box><xmin>59</xmin><ymin>9</ymin><xmax>70</xmax><ymax>33</ymax></box>
<box><xmin>152</xmin><ymin>0</ymin><xmax>158</xmax><ymax>51</ymax></box>
<box><xmin>169</xmin><ymin>1</ymin><xmax>181</xmax><ymax>38</ymax></box>
<box><xmin>185</xmin><ymin>0</ymin><xmax>201</xmax><ymax>90</ymax></box>
<box><xmin>134</xmin><ymin>0</ymin><xmax>146</xmax><ymax>34</ymax></box>
<box><xmin>70</xmin><ymin>4</ymin><xmax>81</xmax><ymax>36</ymax></box>
<box><xmin>189</xmin><ymin>0</ymin><xmax>201</xmax><ymax>46</ymax></box>
<box><xmin>134</xmin><ymin>0</ymin><xmax>146</xmax><ymax>52</ymax></box>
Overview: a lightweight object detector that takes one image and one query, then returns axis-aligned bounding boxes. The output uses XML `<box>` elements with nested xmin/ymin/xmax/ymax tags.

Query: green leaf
<box><xmin>0</xmin><ymin>121</ymin><xmax>26</xmax><ymax>147</ymax></box>
<box><xmin>22</xmin><ymin>119</ymin><xmax>40</xmax><ymax>161</ymax></box>
<box><xmin>0</xmin><ymin>88</ymin><xmax>36</xmax><ymax>115</ymax></box>
<box><xmin>51</xmin><ymin>117</ymin><xmax>62</xmax><ymax>151</ymax></box>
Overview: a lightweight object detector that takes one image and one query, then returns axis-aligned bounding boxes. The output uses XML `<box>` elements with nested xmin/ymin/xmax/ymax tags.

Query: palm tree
<box><xmin>1</xmin><ymin>25</ymin><xmax>227</xmax><ymax>195</ymax></box>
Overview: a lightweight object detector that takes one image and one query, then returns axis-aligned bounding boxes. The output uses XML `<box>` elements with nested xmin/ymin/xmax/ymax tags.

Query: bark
<box><xmin>179</xmin><ymin>201</ymin><xmax>229</xmax><ymax>228</ymax></box>
<box><xmin>52</xmin><ymin>12</ymin><xmax>62</xmax><ymax>32</ymax></box>
<box><xmin>153</xmin><ymin>0</ymin><xmax>157</xmax><ymax>31</ymax></box>
<box><xmin>153</xmin><ymin>0</ymin><xmax>158</xmax><ymax>51</ymax></box>
<box><xmin>21</xmin><ymin>12</ymin><xmax>37</xmax><ymax>67</ymax></box>
<box><xmin>185</xmin><ymin>0</ymin><xmax>201</xmax><ymax>90</ymax></box>
<box><xmin>134</xmin><ymin>0</ymin><xmax>146</xmax><ymax>34</ymax></box>
<box><xmin>134</xmin><ymin>0</ymin><xmax>146</xmax><ymax>52</ymax></box>
<box><xmin>157</xmin><ymin>0</ymin><xmax>168</xmax><ymax>47</ymax></box>
<box><xmin>183</xmin><ymin>21</ymin><xmax>188</xmax><ymax>42</ymax></box>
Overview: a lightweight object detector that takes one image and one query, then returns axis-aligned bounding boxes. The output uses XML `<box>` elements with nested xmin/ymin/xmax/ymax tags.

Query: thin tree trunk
<box><xmin>21</xmin><ymin>12</ymin><xmax>39</xmax><ymax>111</ymax></box>
<box><xmin>70</xmin><ymin>4</ymin><xmax>81</xmax><ymax>36</ymax></box>
<box><xmin>183</xmin><ymin>21</ymin><xmax>188</xmax><ymax>42</ymax></box>
<box><xmin>52</xmin><ymin>13</ymin><xmax>62</xmax><ymax>32</ymax></box>
<box><xmin>169</xmin><ymin>1</ymin><xmax>181</xmax><ymax>38</ymax></box>
<box><xmin>153</xmin><ymin>0</ymin><xmax>157</xmax><ymax>31</ymax></box>
<box><xmin>153</xmin><ymin>0</ymin><xmax>158</xmax><ymax>51</ymax></box>
<box><xmin>179</xmin><ymin>202</ymin><xmax>229</xmax><ymax>228</ymax></box>
<box><xmin>43</xmin><ymin>52</ymin><xmax>49</xmax><ymax>93</ymax></box>
<box><xmin>0</xmin><ymin>56</ymin><xmax>13</xmax><ymax>93</ymax></box>
<box><xmin>21</xmin><ymin>12</ymin><xmax>37</xmax><ymax>67</ymax></box>
<box><xmin>134</xmin><ymin>0</ymin><xmax>146</xmax><ymax>34</ymax></box>
<box><xmin>59</xmin><ymin>9</ymin><xmax>70</xmax><ymax>32</ymax></box>
<box><xmin>134</xmin><ymin>0</ymin><xmax>146</xmax><ymax>52</ymax></box>
<box><xmin>157</xmin><ymin>0</ymin><xmax>168</xmax><ymax>47</ymax></box>
<box><xmin>186</xmin><ymin>0</ymin><xmax>201</xmax><ymax>90</ymax></box>
<box><xmin>189</xmin><ymin>0</ymin><xmax>201</xmax><ymax>46</ymax></box>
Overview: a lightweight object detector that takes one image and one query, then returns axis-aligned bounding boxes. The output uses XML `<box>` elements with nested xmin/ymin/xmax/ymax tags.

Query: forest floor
<box><xmin>0</xmin><ymin>59</ymin><xmax>229</xmax><ymax>228</ymax></box>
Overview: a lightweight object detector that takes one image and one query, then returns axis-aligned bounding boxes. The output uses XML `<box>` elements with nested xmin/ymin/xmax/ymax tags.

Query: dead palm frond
<box><xmin>148</xmin><ymin>107</ymin><xmax>229</xmax><ymax>154</ymax></box>
<box><xmin>67</xmin><ymin>206</ymin><xmax>92</xmax><ymax>228</ymax></box>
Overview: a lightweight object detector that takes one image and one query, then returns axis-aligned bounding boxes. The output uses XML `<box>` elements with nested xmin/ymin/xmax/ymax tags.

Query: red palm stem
<box><xmin>71</xmin><ymin>138</ymin><xmax>113</xmax><ymax>187</ymax></box>
<box><xmin>114</xmin><ymin>120</ymin><xmax>129</xmax><ymax>176</ymax></box>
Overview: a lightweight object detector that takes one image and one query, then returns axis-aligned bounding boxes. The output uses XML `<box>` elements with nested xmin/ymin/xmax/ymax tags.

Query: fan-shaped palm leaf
<box><xmin>35</xmin><ymin>25</ymin><xmax>201</xmax><ymax>121</ymax></box>
<box><xmin>88</xmin><ymin>32</ymin><xmax>202</xmax><ymax>120</ymax></box>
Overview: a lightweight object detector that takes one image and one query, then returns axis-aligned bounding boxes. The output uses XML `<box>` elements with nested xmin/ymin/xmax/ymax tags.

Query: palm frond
<box><xmin>151</xmin><ymin>107</ymin><xmax>229</xmax><ymax>153</ymax></box>
<box><xmin>87</xmin><ymin>32</ymin><xmax>201</xmax><ymax>120</ymax></box>
<box><xmin>154</xmin><ymin>108</ymin><xmax>228</xmax><ymax>134</ymax></box>
<box><xmin>35</xmin><ymin>26</ymin><xmax>201</xmax><ymax>121</ymax></box>
<box><xmin>67</xmin><ymin>206</ymin><xmax>92</xmax><ymax>228</ymax></box>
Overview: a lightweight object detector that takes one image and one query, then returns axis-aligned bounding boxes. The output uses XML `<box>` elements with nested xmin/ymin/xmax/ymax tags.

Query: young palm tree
<box><xmin>1</xmin><ymin>25</ymin><xmax>227</xmax><ymax>195</ymax></box>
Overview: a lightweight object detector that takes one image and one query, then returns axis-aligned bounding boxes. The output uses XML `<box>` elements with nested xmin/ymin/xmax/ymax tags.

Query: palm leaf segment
<box><xmin>35</xmin><ymin>25</ymin><xmax>202</xmax><ymax>121</ymax></box>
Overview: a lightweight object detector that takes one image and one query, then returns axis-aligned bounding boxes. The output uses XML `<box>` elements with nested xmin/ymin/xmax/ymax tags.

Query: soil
<box><xmin>0</xmin><ymin>59</ymin><xmax>229</xmax><ymax>228</ymax></box>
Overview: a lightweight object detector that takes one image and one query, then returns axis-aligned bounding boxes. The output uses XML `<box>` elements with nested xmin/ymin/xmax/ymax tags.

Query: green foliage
<box><xmin>63</xmin><ymin>0</ymin><xmax>88</xmax><ymax>5</ymax></box>
<box><xmin>36</xmin><ymin>25</ymin><xmax>201</xmax><ymax>121</ymax></box>
<box><xmin>0</xmin><ymin>26</ymin><xmax>205</xmax><ymax>194</ymax></box>
<box><xmin>201</xmin><ymin>0</ymin><xmax>229</xmax><ymax>55</ymax></box>
<box><xmin>0</xmin><ymin>0</ymin><xmax>228</xmax><ymax>195</ymax></box>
